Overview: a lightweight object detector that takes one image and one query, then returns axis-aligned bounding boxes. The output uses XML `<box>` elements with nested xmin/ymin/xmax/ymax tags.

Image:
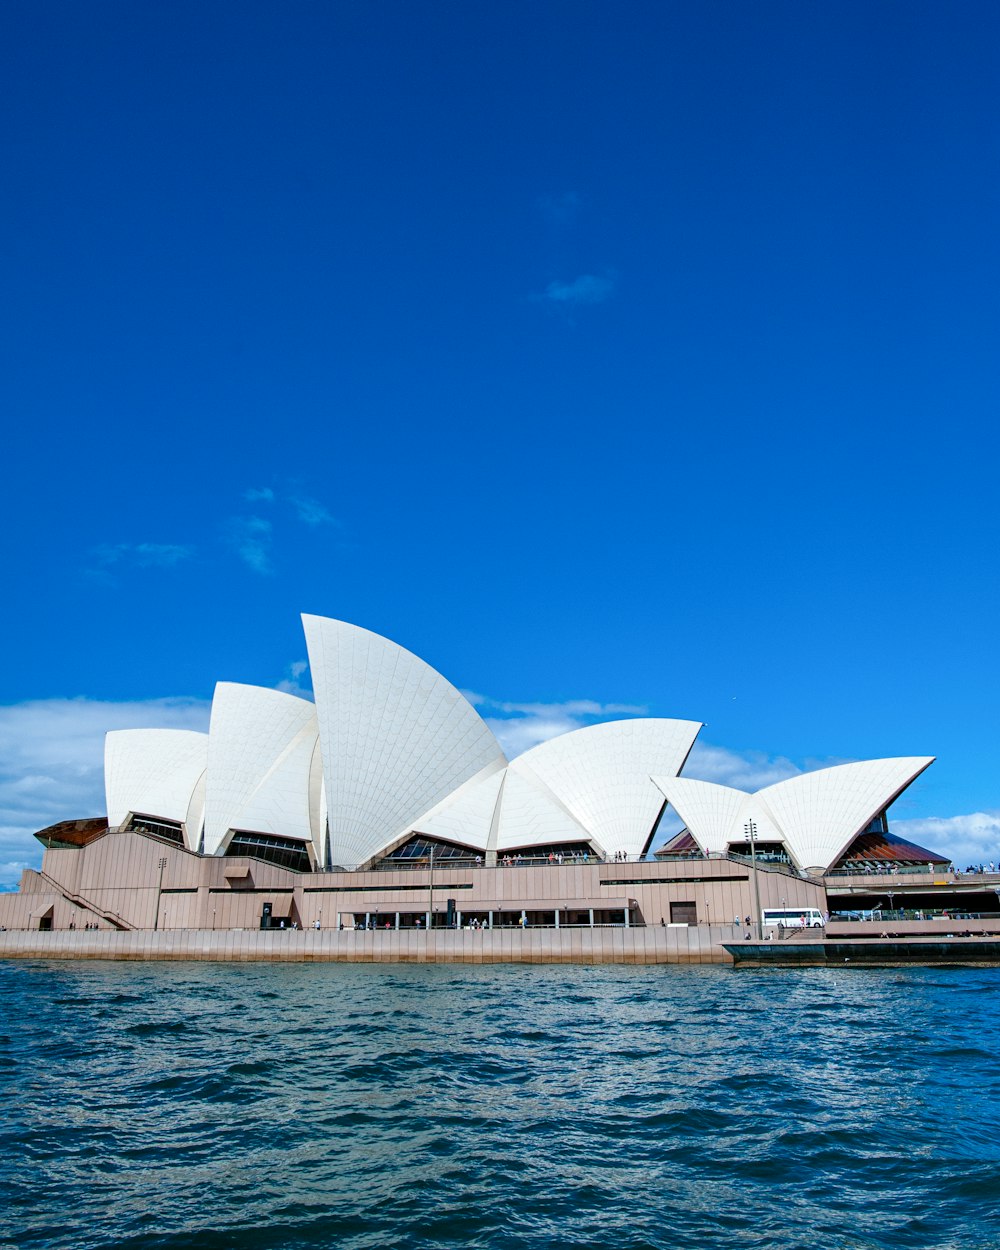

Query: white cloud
<box><xmin>225</xmin><ymin>515</ymin><xmax>273</xmax><ymax>574</ymax></box>
<box><xmin>244</xmin><ymin>487</ymin><xmax>275</xmax><ymax>503</ymax></box>
<box><xmin>534</xmin><ymin>273</ymin><xmax>616</xmax><ymax>306</ymax></box>
<box><xmin>275</xmin><ymin>660</ymin><xmax>313</xmax><ymax>700</ymax></box>
<box><xmin>90</xmin><ymin>542</ymin><xmax>194</xmax><ymax>570</ymax></box>
<box><xmin>468</xmin><ymin>695</ymin><xmax>647</xmax><ymax>759</ymax></box>
<box><xmin>893</xmin><ymin>813</ymin><xmax>1000</xmax><ymax>869</ymax></box>
<box><xmin>683</xmin><ymin>741</ymin><xmax>804</xmax><ymax>791</ymax></box>
<box><xmin>0</xmin><ymin>696</ymin><xmax>210</xmax><ymax>888</ymax></box>
<box><xmin>290</xmin><ymin>495</ymin><xmax>336</xmax><ymax>527</ymax></box>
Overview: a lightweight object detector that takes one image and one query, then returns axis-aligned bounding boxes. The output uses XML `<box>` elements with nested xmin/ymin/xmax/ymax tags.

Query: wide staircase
<box><xmin>33</xmin><ymin>869</ymin><xmax>136</xmax><ymax>931</ymax></box>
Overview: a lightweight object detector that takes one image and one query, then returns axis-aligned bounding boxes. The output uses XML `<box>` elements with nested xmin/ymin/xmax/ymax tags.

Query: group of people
<box><xmin>497</xmin><ymin>850</ymin><xmax>616</xmax><ymax>867</ymax></box>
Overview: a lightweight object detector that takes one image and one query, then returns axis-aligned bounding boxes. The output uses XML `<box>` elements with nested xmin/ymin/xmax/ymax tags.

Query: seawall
<box><xmin>0</xmin><ymin>925</ymin><xmax>750</xmax><ymax>965</ymax></box>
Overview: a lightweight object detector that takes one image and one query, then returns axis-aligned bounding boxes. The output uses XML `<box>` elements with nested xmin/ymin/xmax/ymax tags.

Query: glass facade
<box><xmin>225</xmin><ymin>831</ymin><xmax>313</xmax><ymax>872</ymax></box>
<box><xmin>376</xmin><ymin>835</ymin><xmax>480</xmax><ymax>868</ymax></box>
<box><xmin>128</xmin><ymin>814</ymin><xmax>185</xmax><ymax>846</ymax></box>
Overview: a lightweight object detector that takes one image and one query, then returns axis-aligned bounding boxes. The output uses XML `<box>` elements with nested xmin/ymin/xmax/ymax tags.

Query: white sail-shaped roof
<box><xmin>408</xmin><ymin>765</ymin><xmax>505</xmax><ymax>850</ymax></box>
<box><xmin>654</xmin><ymin>756</ymin><xmax>934</xmax><ymax>871</ymax></box>
<box><xmin>651</xmin><ymin>777</ymin><xmax>750</xmax><ymax>856</ymax></box>
<box><xmin>757</xmin><ymin>757</ymin><xmax>934</xmax><ymax>871</ymax></box>
<box><xmin>303</xmin><ymin>614</ymin><xmax>508</xmax><ymax>868</ymax></box>
<box><xmin>495</xmin><ymin>767</ymin><xmax>592</xmax><ymax>850</ymax></box>
<box><xmin>203</xmin><ymin>682</ymin><xmax>320</xmax><ymax>856</ymax></box>
<box><xmin>105</xmin><ymin>728</ymin><xmax>208</xmax><ymax>848</ymax></box>
<box><xmin>511</xmin><ymin>718</ymin><xmax>702</xmax><ymax>859</ymax></box>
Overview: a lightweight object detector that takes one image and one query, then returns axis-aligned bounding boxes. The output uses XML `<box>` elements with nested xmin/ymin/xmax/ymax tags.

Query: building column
<box><xmin>624</xmin><ymin>906</ymin><xmax>630</xmax><ymax>929</ymax></box>
<box><xmin>588</xmin><ymin>908</ymin><xmax>595</xmax><ymax>928</ymax></box>
<box><xmin>457</xmin><ymin>910</ymin><xmax>462</xmax><ymax>929</ymax></box>
<box><xmin>395</xmin><ymin>912</ymin><xmax>400</xmax><ymax>930</ymax></box>
<box><xmin>425</xmin><ymin>910</ymin><xmax>432</xmax><ymax>929</ymax></box>
<box><xmin>488</xmin><ymin>910</ymin><xmax>494</xmax><ymax>929</ymax></box>
<box><xmin>554</xmin><ymin>910</ymin><xmax>560</xmax><ymax>929</ymax></box>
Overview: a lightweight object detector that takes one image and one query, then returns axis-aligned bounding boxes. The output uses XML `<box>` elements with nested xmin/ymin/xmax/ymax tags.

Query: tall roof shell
<box><xmin>511</xmin><ymin>718</ymin><xmax>702</xmax><ymax>859</ymax></box>
<box><xmin>303</xmin><ymin>615</ymin><xmax>508</xmax><ymax>868</ymax></box>
<box><xmin>756</xmin><ymin>756</ymin><xmax>934</xmax><ymax>871</ymax></box>
<box><xmin>203</xmin><ymin>682</ymin><xmax>320</xmax><ymax>856</ymax></box>
<box><xmin>105</xmin><ymin>729</ymin><xmax>208</xmax><ymax>848</ymax></box>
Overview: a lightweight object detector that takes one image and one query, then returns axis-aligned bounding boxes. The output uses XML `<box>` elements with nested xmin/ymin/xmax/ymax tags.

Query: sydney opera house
<box><xmin>4</xmin><ymin>614</ymin><xmax>995</xmax><ymax>955</ymax></box>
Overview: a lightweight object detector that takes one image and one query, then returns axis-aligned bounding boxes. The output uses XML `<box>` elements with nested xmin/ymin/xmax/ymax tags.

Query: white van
<box><xmin>761</xmin><ymin>907</ymin><xmax>825</xmax><ymax>929</ymax></box>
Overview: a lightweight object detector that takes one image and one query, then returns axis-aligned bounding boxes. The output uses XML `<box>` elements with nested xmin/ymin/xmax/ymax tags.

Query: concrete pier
<box><xmin>0</xmin><ymin>924</ymin><xmax>744</xmax><ymax>965</ymax></box>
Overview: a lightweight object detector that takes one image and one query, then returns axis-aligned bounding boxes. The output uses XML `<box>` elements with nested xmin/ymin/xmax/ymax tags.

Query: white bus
<box><xmin>761</xmin><ymin>907</ymin><xmax>825</xmax><ymax>929</ymax></box>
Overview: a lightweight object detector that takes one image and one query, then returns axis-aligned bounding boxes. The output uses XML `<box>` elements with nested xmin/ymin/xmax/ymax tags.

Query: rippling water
<box><xmin>1</xmin><ymin>961</ymin><xmax>998</xmax><ymax>1250</ymax></box>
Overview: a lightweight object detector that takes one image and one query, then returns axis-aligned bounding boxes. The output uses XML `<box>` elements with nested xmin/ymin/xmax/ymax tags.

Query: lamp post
<box><xmin>745</xmin><ymin>820</ymin><xmax>764</xmax><ymax>940</ymax></box>
<box><xmin>153</xmin><ymin>857</ymin><xmax>167</xmax><ymax>931</ymax></box>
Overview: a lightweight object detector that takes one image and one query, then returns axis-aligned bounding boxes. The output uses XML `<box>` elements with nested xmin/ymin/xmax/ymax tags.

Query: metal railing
<box><xmin>826</xmin><ymin>864</ymin><xmax>951</xmax><ymax>877</ymax></box>
<box><xmin>831</xmin><ymin>908</ymin><xmax>1000</xmax><ymax>922</ymax></box>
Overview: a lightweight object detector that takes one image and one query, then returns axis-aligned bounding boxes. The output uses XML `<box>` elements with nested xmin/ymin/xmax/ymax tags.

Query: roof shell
<box><xmin>407</xmin><ymin>765</ymin><xmax>505</xmax><ymax>851</ymax></box>
<box><xmin>655</xmin><ymin>757</ymin><xmax>935</xmax><ymax>872</ymax></box>
<box><xmin>203</xmin><ymin>682</ymin><xmax>320</xmax><ymax>855</ymax></box>
<box><xmin>303</xmin><ymin>615</ymin><xmax>508</xmax><ymax>868</ymax></box>
<box><xmin>756</xmin><ymin>756</ymin><xmax>934</xmax><ymax>871</ymax></box>
<box><xmin>511</xmin><ymin>718</ymin><xmax>702</xmax><ymax>859</ymax></box>
<box><xmin>494</xmin><ymin>767</ymin><xmax>592</xmax><ymax>850</ymax></box>
<box><xmin>104</xmin><ymin>728</ymin><xmax>208</xmax><ymax>848</ymax></box>
<box><xmin>651</xmin><ymin>777</ymin><xmax>750</xmax><ymax>856</ymax></box>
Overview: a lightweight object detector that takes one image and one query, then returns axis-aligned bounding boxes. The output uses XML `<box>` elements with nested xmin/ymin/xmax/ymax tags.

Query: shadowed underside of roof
<box><xmin>654</xmin><ymin>830</ymin><xmax>702</xmax><ymax>855</ymax></box>
<box><xmin>834</xmin><ymin>830</ymin><xmax>950</xmax><ymax>866</ymax></box>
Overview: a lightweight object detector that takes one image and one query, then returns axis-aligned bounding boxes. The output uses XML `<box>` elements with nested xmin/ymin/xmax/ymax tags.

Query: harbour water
<box><xmin>1</xmin><ymin>961</ymin><xmax>998</xmax><ymax>1250</ymax></box>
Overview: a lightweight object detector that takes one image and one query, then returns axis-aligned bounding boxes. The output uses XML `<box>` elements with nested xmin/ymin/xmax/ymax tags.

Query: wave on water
<box><xmin>1</xmin><ymin>961</ymin><xmax>998</xmax><ymax>1250</ymax></box>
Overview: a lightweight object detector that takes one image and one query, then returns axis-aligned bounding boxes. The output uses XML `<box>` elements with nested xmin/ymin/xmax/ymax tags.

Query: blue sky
<box><xmin>2</xmin><ymin>0</ymin><xmax>999</xmax><ymax>881</ymax></box>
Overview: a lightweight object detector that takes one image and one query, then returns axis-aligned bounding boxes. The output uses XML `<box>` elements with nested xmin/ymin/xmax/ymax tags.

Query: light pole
<box><xmin>153</xmin><ymin>857</ymin><xmax>167</xmax><ymax>931</ymax></box>
<box><xmin>745</xmin><ymin>820</ymin><xmax>764</xmax><ymax>940</ymax></box>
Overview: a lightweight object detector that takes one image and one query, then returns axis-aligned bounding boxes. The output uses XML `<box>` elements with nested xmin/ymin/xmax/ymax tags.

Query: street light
<box><xmin>745</xmin><ymin>819</ymin><xmax>764</xmax><ymax>940</ymax></box>
<box><xmin>153</xmin><ymin>857</ymin><xmax>167</xmax><ymax>931</ymax></box>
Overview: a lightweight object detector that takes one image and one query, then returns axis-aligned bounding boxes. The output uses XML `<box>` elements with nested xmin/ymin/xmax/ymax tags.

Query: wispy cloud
<box><xmin>465</xmin><ymin>694</ymin><xmax>647</xmax><ymax>759</ymax></box>
<box><xmin>683</xmin><ymin>742</ymin><xmax>804</xmax><ymax>792</ymax></box>
<box><xmin>0</xmin><ymin>696</ymin><xmax>210</xmax><ymax>888</ymax></box>
<box><xmin>244</xmin><ymin>487</ymin><xmax>275</xmax><ymax>503</ymax></box>
<box><xmin>225</xmin><ymin>516</ymin><xmax>273</xmax><ymax>574</ymax></box>
<box><xmin>534</xmin><ymin>273</ymin><xmax>616</xmax><ymax>307</ymax></box>
<box><xmin>537</xmin><ymin>191</ymin><xmax>581</xmax><ymax>226</ymax></box>
<box><xmin>91</xmin><ymin>542</ymin><xmax>194</xmax><ymax>569</ymax></box>
<box><xmin>275</xmin><ymin>660</ymin><xmax>313</xmax><ymax>700</ymax></box>
<box><xmin>290</xmin><ymin>495</ymin><xmax>336</xmax><ymax>527</ymax></box>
